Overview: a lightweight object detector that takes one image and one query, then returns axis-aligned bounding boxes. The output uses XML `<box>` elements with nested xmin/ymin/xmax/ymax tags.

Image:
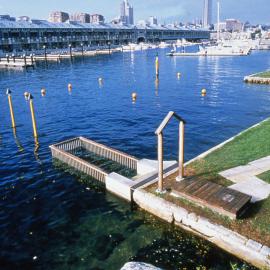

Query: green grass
<box><xmin>184</xmin><ymin>118</ymin><xmax>270</xmax><ymax>244</ymax></box>
<box><xmin>251</xmin><ymin>71</ymin><xmax>270</xmax><ymax>78</ymax></box>
<box><xmin>258</xmin><ymin>170</ymin><xmax>270</xmax><ymax>184</ymax></box>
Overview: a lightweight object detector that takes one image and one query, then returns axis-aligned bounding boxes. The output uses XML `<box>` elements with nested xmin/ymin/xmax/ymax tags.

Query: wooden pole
<box><xmin>178</xmin><ymin>121</ymin><xmax>185</xmax><ymax>180</ymax></box>
<box><xmin>158</xmin><ymin>132</ymin><xmax>164</xmax><ymax>192</ymax></box>
<box><xmin>155</xmin><ymin>56</ymin><xmax>159</xmax><ymax>78</ymax></box>
<box><xmin>7</xmin><ymin>91</ymin><xmax>16</xmax><ymax>128</ymax></box>
<box><xmin>29</xmin><ymin>96</ymin><xmax>38</xmax><ymax>138</ymax></box>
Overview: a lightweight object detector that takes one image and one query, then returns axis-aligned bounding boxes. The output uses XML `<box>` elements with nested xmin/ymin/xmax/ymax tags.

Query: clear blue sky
<box><xmin>0</xmin><ymin>0</ymin><xmax>269</xmax><ymax>24</ymax></box>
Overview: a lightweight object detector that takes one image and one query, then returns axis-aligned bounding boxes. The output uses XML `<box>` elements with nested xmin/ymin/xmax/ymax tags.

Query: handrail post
<box><xmin>157</xmin><ymin>132</ymin><xmax>164</xmax><ymax>192</ymax></box>
<box><xmin>177</xmin><ymin>121</ymin><xmax>185</xmax><ymax>181</ymax></box>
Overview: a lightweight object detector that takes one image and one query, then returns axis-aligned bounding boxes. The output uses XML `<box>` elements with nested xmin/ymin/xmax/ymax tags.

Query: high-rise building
<box><xmin>149</xmin><ymin>16</ymin><xmax>158</xmax><ymax>26</ymax></box>
<box><xmin>49</xmin><ymin>11</ymin><xmax>69</xmax><ymax>23</ymax></box>
<box><xmin>90</xmin><ymin>14</ymin><xmax>105</xmax><ymax>24</ymax></box>
<box><xmin>203</xmin><ymin>0</ymin><xmax>212</xmax><ymax>28</ymax></box>
<box><xmin>70</xmin><ymin>13</ymin><xmax>90</xmax><ymax>23</ymax></box>
<box><xmin>120</xmin><ymin>0</ymin><xmax>134</xmax><ymax>25</ymax></box>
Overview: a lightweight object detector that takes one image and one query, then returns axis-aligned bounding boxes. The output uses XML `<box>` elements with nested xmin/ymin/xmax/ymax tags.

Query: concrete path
<box><xmin>219</xmin><ymin>156</ymin><xmax>270</xmax><ymax>202</ymax></box>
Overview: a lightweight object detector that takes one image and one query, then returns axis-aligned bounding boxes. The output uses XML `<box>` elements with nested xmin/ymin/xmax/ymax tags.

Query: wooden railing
<box><xmin>50</xmin><ymin>137</ymin><xmax>138</xmax><ymax>183</ymax></box>
<box><xmin>155</xmin><ymin>111</ymin><xmax>186</xmax><ymax>192</ymax></box>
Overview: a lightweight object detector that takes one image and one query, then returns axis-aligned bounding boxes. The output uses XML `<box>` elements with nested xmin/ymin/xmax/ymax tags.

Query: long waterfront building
<box><xmin>0</xmin><ymin>19</ymin><xmax>210</xmax><ymax>54</ymax></box>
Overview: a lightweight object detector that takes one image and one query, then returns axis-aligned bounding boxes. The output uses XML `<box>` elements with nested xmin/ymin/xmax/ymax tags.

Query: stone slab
<box><xmin>230</xmin><ymin>176</ymin><xmax>270</xmax><ymax>202</ymax></box>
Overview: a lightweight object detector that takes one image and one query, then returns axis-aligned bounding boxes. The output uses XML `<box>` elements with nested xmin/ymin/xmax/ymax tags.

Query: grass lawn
<box><xmin>258</xmin><ymin>170</ymin><xmax>270</xmax><ymax>184</ymax></box>
<box><xmin>146</xmin><ymin>118</ymin><xmax>270</xmax><ymax>245</ymax></box>
<box><xmin>252</xmin><ymin>71</ymin><xmax>270</xmax><ymax>78</ymax></box>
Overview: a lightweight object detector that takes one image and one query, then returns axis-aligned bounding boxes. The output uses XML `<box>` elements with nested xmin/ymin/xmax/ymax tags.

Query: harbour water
<box><xmin>0</xmin><ymin>48</ymin><xmax>270</xmax><ymax>269</ymax></box>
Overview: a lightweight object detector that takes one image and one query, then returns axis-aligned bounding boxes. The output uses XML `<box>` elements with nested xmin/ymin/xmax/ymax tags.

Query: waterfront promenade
<box><xmin>1</xmin><ymin>48</ymin><xmax>269</xmax><ymax>269</ymax></box>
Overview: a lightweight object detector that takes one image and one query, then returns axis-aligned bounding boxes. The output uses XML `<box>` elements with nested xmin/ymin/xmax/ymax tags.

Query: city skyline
<box><xmin>0</xmin><ymin>0</ymin><xmax>269</xmax><ymax>24</ymax></box>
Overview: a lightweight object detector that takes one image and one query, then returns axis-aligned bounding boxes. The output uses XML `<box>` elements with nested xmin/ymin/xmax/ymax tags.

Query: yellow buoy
<box><xmin>41</xmin><ymin>88</ymin><xmax>46</xmax><ymax>96</ymax></box>
<box><xmin>132</xmin><ymin>92</ymin><xmax>137</xmax><ymax>101</ymax></box>
<box><xmin>201</xmin><ymin>88</ymin><xmax>207</xmax><ymax>96</ymax></box>
<box><xmin>68</xmin><ymin>83</ymin><xmax>72</xmax><ymax>91</ymax></box>
<box><xmin>24</xmin><ymin>92</ymin><xmax>30</xmax><ymax>99</ymax></box>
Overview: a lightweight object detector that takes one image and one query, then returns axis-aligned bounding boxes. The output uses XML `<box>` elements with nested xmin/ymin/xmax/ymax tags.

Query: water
<box><xmin>1</xmin><ymin>48</ymin><xmax>270</xmax><ymax>270</ymax></box>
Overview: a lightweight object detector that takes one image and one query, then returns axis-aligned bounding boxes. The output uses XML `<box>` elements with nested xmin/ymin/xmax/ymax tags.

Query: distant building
<box><xmin>137</xmin><ymin>19</ymin><xmax>149</xmax><ymax>27</ymax></box>
<box><xmin>90</xmin><ymin>14</ymin><xmax>105</xmax><ymax>24</ymax></box>
<box><xmin>149</xmin><ymin>16</ymin><xmax>158</xmax><ymax>26</ymax></box>
<box><xmin>17</xmin><ymin>16</ymin><xmax>30</xmax><ymax>22</ymax></box>
<box><xmin>120</xmin><ymin>0</ymin><xmax>134</xmax><ymax>25</ymax></box>
<box><xmin>49</xmin><ymin>11</ymin><xmax>69</xmax><ymax>23</ymax></box>
<box><xmin>225</xmin><ymin>19</ymin><xmax>243</xmax><ymax>32</ymax></box>
<box><xmin>70</xmin><ymin>13</ymin><xmax>90</xmax><ymax>23</ymax></box>
<box><xmin>203</xmin><ymin>0</ymin><xmax>212</xmax><ymax>28</ymax></box>
<box><xmin>0</xmin><ymin>15</ymin><xmax>16</xmax><ymax>21</ymax></box>
<box><xmin>214</xmin><ymin>21</ymin><xmax>226</xmax><ymax>31</ymax></box>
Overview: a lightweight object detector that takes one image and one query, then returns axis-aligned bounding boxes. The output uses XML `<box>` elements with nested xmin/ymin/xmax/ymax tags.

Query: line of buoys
<box><xmin>201</xmin><ymin>88</ymin><xmax>207</xmax><ymax>96</ymax></box>
<box><xmin>24</xmin><ymin>91</ymin><xmax>30</xmax><ymax>100</ymax></box>
<box><xmin>132</xmin><ymin>92</ymin><xmax>137</xmax><ymax>102</ymax></box>
<box><xmin>41</xmin><ymin>88</ymin><xmax>46</xmax><ymax>97</ymax></box>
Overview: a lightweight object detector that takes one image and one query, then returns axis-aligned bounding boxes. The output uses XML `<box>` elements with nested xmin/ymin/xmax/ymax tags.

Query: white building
<box><xmin>49</xmin><ymin>11</ymin><xmax>69</xmax><ymax>23</ymax></box>
<box><xmin>70</xmin><ymin>13</ymin><xmax>90</xmax><ymax>23</ymax></box>
<box><xmin>225</xmin><ymin>19</ymin><xmax>243</xmax><ymax>32</ymax></box>
<box><xmin>120</xmin><ymin>0</ymin><xmax>134</xmax><ymax>25</ymax></box>
<box><xmin>149</xmin><ymin>16</ymin><xmax>158</xmax><ymax>26</ymax></box>
<box><xmin>203</xmin><ymin>0</ymin><xmax>212</xmax><ymax>28</ymax></box>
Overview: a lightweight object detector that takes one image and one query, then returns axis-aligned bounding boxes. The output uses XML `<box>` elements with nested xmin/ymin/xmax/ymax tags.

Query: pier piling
<box><xmin>6</xmin><ymin>89</ymin><xmax>16</xmax><ymax>129</ymax></box>
<box><xmin>28</xmin><ymin>94</ymin><xmax>38</xmax><ymax>138</ymax></box>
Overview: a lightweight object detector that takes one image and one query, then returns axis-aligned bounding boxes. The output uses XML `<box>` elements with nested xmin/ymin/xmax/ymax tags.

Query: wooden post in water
<box><xmin>6</xmin><ymin>89</ymin><xmax>16</xmax><ymax>128</ymax></box>
<box><xmin>178</xmin><ymin>121</ymin><xmax>185</xmax><ymax>180</ymax></box>
<box><xmin>158</xmin><ymin>132</ymin><xmax>164</xmax><ymax>192</ymax></box>
<box><xmin>28</xmin><ymin>94</ymin><xmax>38</xmax><ymax>138</ymax></box>
<box><xmin>155</xmin><ymin>55</ymin><xmax>159</xmax><ymax>79</ymax></box>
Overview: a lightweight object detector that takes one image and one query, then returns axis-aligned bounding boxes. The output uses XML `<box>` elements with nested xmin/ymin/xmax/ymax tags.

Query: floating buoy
<box><xmin>41</xmin><ymin>88</ymin><xmax>46</xmax><ymax>96</ymax></box>
<box><xmin>201</xmin><ymin>88</ymin><xmax>207</xmax><ymax>96</ymax></box>
<box><xmin>132</xmin><ymin>92</ymin><xmax>137</xmax><ymax>101</ymax></box>
<box><xmin>177</xmin><ymin>72</ymin><xmax>181</xmax><ymax>78</ymax></box>
<box><xmin>99</xmin><ymin>77</ymin><xmax>103</xmax><ymax>82</ymax></box>
<box><xmin>68</xmin><ymin>83</ymin><xmax>72</xmax><ymax>91</ymax></box>
<box><xmin>24</xmin><ymin>92</ymin><xmax>30</xmax><ymax>99</ymax></box>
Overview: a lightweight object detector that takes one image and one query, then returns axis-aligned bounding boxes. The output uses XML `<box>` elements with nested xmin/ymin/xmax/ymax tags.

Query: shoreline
<box><xmin>132</xmin><ymin>118</ymin><xmax>270</xmax><ymax>269</ymax></box>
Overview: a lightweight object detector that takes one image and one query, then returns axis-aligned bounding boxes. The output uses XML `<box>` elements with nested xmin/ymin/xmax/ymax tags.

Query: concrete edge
<box><xmin>133</xmin><ymin>188</ymin><xmax>270</xmax><ymax>270</ymax></box>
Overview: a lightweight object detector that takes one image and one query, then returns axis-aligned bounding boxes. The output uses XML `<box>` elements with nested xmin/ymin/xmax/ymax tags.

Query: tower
<box><xmin>203</xmin><ymin>0</ymin><xmax>212</xmax><ymax>28</ymax></box>
<box><xmin>120</xmin><ymin>0</ymin><xmax>134</xmax><ymax>25</ymax></box>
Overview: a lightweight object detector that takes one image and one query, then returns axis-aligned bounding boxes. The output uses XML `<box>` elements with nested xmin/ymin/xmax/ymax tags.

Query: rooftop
<box><xmin>0</xmin><ymin>19</ymin><xmax>207</xmax><ymax>31</ymax></box>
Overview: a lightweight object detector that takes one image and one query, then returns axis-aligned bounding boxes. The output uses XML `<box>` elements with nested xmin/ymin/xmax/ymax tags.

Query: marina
<box><xmin>1</xmin><ymin>46</ymin><xmax>270</xmax><ymax>269</ymax></box>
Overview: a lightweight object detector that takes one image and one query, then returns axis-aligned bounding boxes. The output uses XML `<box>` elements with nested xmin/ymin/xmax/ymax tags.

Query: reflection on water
<box><xmin>0</xmin><ymin>48</ymin><xmax>269</xmax><ymax>270</ymax></box>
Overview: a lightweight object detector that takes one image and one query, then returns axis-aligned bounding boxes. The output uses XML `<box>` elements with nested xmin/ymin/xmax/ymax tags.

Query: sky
<box><xmin>0</xmin><ymin>0</ymin><xmax>269</xmax><ymax>24</ymax></box>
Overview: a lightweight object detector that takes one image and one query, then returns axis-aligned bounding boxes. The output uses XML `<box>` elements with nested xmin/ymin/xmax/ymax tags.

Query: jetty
<box><xmin>244</xmin><ymin>71</ymin><xmax>270</xmax><ymax>84</ymax></box>
<box><xmin>0</xmin><ymin>57</ymin><xmax>34</xmax><ymax>68</ymax></box>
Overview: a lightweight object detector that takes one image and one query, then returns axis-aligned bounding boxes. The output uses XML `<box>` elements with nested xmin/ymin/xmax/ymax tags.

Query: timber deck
<box><xmin>168</xmin><ymin>178</ymin><xmax>251</xmax><ymax>219</ymax></box>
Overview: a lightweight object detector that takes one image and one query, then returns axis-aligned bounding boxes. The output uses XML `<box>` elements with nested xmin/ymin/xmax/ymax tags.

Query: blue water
<box><xmin>1</xmin><ymin>48</ymin><xmax>270</xmax><ymax>270</ymax></box>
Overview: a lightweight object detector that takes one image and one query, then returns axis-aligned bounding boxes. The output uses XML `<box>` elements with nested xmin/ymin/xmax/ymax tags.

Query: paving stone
<box><xmin>246</xmin><ymin>239</ymin><xmax>263</xmax><ymax>252</ymax></box>
<box><xmin>230</xmin><ymin>177</ymin><xmax>270</xmax><ymax>202</ymax></box>
<box><xmin>249</xmin><ymin>156</ymin><xmax>270</xmax><ymax>171</ymax></box>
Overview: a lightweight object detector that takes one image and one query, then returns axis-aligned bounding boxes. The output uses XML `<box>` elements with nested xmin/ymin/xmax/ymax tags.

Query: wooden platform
<box><xmin>169</xmin><ymin>179</ymin><xmax>251</xmax><ymax>219</ymax></box>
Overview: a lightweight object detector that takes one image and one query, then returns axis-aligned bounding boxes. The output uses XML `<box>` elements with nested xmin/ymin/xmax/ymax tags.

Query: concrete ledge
<box><xmin>106</xmin><ymin>173</ymin><xmax>134</xmax><ymax>201</ymax></box>
<box><xmin>133</xmin><ymin>189</ymin><xmax>270</xmax><ymax>269</ymax></box>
